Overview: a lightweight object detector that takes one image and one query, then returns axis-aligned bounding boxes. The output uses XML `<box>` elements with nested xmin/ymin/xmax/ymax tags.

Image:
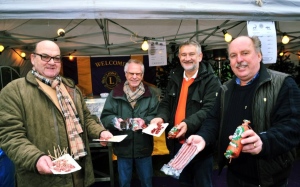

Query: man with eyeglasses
<box><xmin>32</xmin><ymin>52</ymin><xmax>62</xmax><ymax>63</ymax></box>
<box><xmin>101</xmin><ymin>59</ymin><xmax>159</xmax><ymax>187</ymax></box>
<box><xmin>0</xmin><ymin>40</ymin><xmax>113</xmax><ymax>187</ymax></box>
<box><xmin>151</xmin><ymin>40</ymin><xmax>221</xmax><ymax>187</ymax></box>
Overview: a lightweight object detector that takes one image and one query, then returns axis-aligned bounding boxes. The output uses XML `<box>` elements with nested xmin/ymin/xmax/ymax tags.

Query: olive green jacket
<box><xmin>0</xmin><ymin>71</ymin><xmax>105</xmax><ymax>187</ymax></box>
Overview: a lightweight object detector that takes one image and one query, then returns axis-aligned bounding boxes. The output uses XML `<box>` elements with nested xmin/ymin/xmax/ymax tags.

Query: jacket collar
<box><xmin>25</xmin><ymin>71</ymin><xmax>76</xmax><ymax>88</ymax></box>
<box><xmin>171</xmin><ymin>60</ymin><xmax>213</xmax><ymax>83</ymax></box>
<box><xmin>112</xmin><ymin>81</ymin><xmax>152</xmax><ymax>98</ymax></box>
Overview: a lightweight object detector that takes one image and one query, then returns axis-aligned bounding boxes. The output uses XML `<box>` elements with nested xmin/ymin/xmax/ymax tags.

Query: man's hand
<box><xmin>175</xmin><ymin>122</ymin><xmax>188</xmax><ymax>139</ymax></box>
<box><xmin>99</xmin><ymin>130</ymin><xmax>113</xmax><ymax>146</ymax></box>
<box><xmin>186</xmin><ymin>135</ymin><xmax>206</xmax><ymax>152</ymax></box>
<box><xmin>112</xmin><ymin>117</ymin><xmax>123</xmax><ymax>131</ymax></box>
<box><xmin>150</xmin><ymin>118</ymin><xmax>164</xmax><ymax>125</ymax></box>
<box><xmin>240</xmin><ymin>129</ymin><xmax>263</xmax><ymax>155</ymax></box>
<box><xmin>132</xmin><ymin>118</ymin><xmax>146</xmax><ymax>130</ymax></box>
<box><xmin>36</xmin><ymin>155</ymin><xmax>54</xmax><ymax>174</ymax></box>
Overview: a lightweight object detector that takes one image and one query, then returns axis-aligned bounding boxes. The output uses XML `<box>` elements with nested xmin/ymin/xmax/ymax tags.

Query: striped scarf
<box><xmin>32</xmin><ymin>70</ymin><xmax>87</xmax><ymax>160</ymax></box>
<box><xmin>123</xmin><ymin>81</ymin><xmax>145</xmax><ymax>108</ymax></box>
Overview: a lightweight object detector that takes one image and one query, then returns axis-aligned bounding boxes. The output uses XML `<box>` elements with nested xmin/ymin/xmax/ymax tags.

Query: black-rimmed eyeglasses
<box><xmin>33</xmin><ymin>53</ymin><xmax>61</xmax><ymax>63</ymax></box>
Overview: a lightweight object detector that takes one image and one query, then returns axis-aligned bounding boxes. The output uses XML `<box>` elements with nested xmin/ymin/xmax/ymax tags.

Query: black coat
<box><xmin>198</xmin><ymin>63</ymin><xmax>300</xmax><ymax>186</ymax></box>
<box><xmin>156</xmin><ymin>61</ymin><xmax>221</xmax><ymax>157</ymax></box>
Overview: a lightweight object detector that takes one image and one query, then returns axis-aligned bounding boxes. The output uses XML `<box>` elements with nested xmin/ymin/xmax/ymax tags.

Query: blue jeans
<box><xmin>171</xmin><ymin>142</ymin><xmax>213</xmax><ymax>187</ymax></box>
<box><xmin>117</xmin><ymin>156</ymin><xmax>153</xmax><ymax>187</ymax></box>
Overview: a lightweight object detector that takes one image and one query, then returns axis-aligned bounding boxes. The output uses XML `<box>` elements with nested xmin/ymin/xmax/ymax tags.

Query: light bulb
<box><xmin>141</xmin><ymin>40</ymin><xmax>149</xmax><ymax>51</ymax></box>
<box><xmin>0</xmin><ymin>45</ymin><xmax>4</xmax><ymax>52</ymax></box>
<box><xmin>57</xmin><ymin>28</ymin><xmax>65</xmax><ymax>37</ymax></box>
<box><xmin>279</xmin><ymin>52</ymin><xmax>284</xmax><ymax>56</ymax></box>
<box><xmin>282</xmin><ymin>35</ymin><xmax>289</xmax><ymax>44</ymax></box>
<box><xmin>69</xmin><ymin>55</ymin><xmax>74</xmax><ymax>60</ymax></box>
<box><xmin>224</xmin><ymin>33</ymin><xmax>232</xmax><ymax>42</ymax></box>
<box><xmin>21</xmin><ymin>52</ymin><xmax>26</xmax><ymax>58</ymax></box>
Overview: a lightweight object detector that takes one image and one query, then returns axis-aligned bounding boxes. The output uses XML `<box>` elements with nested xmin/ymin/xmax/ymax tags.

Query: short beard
<box><xmin>183</xmin><ymin>63</ymin><xmax>197</xmax><ymax>72</ymax></box>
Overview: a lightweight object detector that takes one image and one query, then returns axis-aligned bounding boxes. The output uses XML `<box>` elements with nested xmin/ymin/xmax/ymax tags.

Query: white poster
<box><xmin>148</xmin><ymin>40</ymin><xmax>167</xmax><ymax>67</ymax></box>
<box><xmin>247</xmin><ymin>21</ymin><xmax>277</xmax><ymax>64</ymax></box>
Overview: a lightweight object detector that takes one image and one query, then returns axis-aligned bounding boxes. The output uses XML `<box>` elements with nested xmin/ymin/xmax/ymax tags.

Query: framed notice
<box><xmin>148</xmin><ymin>40</ymin><xmax>167</xmax><ymax>67</ymax></box>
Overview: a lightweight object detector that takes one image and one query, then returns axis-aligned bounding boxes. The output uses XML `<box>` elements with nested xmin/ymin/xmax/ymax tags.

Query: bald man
<box><xmin>0</xmin><ymin>40</ymin><xmax>113</xmax><ymax>187</ymax></box>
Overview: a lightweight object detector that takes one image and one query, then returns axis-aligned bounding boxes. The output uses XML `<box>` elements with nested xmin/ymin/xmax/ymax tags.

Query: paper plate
<box><xmin>93</xmin><ymin>135</ymin><xmax>128</xmax><ymax>142</ymax></box>
<box><xmin>142</xmin><ymin>123</ymin><xmax>169</xmax><ymax>137</ymax></box>
<box><xmin>50</xmin><ymin>154</ymin><xmax>81</xmax><ymax>174</ymax></box>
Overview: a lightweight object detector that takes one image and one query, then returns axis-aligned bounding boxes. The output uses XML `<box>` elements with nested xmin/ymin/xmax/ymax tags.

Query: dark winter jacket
<box><xmin>198</xmin><ymin>63</ymin><xmax>300</xmax><ymax>186</ymax></box>
<box><xmin>0</xmin><ymin>71</ymin><xmax>106</xmax><ymax>187</ymax></box>
<box><xmin>100</xmin><ymin>82</ymin><xmax>159</xmax><ymax>158</ymax></box>
<box><xmin>156</xmin><ymin>61</ymin><xmax>221</xmax><ymax>157</ymax></box>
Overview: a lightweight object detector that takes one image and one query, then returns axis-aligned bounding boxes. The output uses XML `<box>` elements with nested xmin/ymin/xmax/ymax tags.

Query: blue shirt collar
<box><xmin>235</xmin><ymin>72</ymin><xmax>259</xmax><ymax>85</ymax></box>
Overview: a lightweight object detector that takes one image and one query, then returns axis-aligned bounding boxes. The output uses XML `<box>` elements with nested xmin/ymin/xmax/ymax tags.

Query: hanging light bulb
<box><xmin>279</xmin><ymin>46</ymin><xmax>284</xmax><ymax>57</ymax></box>
<box><xmin>20</xmin><ymin>52</ymin><xmax>26</xmax><ymax>58</ymax></box>
<box><xmin>282</xmin><ymin>33</ymin><xmax>289</xmax><ymax>44</ymax></box>
<box><xmin>0</xmin><ymin>45</ymin><xmax>4</xmax><ymax>53</ymax></box>
<box><xmin>57</xmin><ymin>28</ymin><xmax>65</xmax><ymax>37</ymax></box>
<box><xmin>222</xmin><ymin>29</ymin><xmax>232</xmax><ymax>42</ymax></box>
<box><xmin>224</xmin><ymin>33</ymin><xmax>232</xmax><ymax>42</ymax></box>
<box><xmin>141</xmin><ymin>38</ymin><xmax>149</xmax><ymax>51</ymax></box>
<box><xmin>279</xmin><ymin>51</ymin><xmax>284</xmax><ymax>56</ymax></box>
<box><xmin>69</xmin><ymin>55</ymin><xmax>74</xmax><ymax>60</ymax></box>
<box><xmin>11</xmin><ymin>48</ymin><xmax>26</xmax><ymax>60</ymax></box>
<box><xmin>21</xmin><ymin>52</ymin><xmax>27</xmax><ymax>60</ymax></box>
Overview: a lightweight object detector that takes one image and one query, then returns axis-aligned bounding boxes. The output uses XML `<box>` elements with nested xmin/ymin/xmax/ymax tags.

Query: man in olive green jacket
<box><xmin>0</xmin><ymin>40</ymin><xmax>112</xmax><ymax>187</ymax></box>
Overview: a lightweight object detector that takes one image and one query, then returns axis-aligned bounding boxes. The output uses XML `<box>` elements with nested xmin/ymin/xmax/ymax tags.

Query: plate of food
<box><xmin>93</xmin><ymin>135</ymin><xmax>128</xmax><ymax>142</ymax></box>
<box><xmin>142</xmin><ymin>123</ymin><xmax>169</xmax><ymax>137</ymax></box>
<box><xmin>50</xmin><ymin>154</ymin><xmax>81</xmax><ymax>174</ymax></box>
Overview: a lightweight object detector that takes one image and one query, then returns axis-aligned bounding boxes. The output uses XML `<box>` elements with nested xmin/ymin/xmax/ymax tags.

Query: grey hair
<box><xmin>178</xmin><ymin>39</ymin><xmax>202</xmax><ymax>54</ymax></box>
<box><xmin>250</xmin><ymin>36</ymin><xmax>262</xmax><ymax>55</ymax></box>
<box><xmin>227</xmin><ymin>36</ymin><xmax>262</xmax><ymax>55</ymax></box>
<box><xmin>124</xmin><ymin>59</ymin><xmax>145</xmax><ymax>73</ymax></box>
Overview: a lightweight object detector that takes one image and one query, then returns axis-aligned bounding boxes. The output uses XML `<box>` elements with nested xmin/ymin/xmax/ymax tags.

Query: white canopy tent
<box><xmin>1</xmin><ymin>0</ymin><xmax>300</xmax><ymax>20</ymax></box>
<box><xmin>0</xmin><ymin>0</ymin><xmax>300</xmax><ymax>75</ymax></box>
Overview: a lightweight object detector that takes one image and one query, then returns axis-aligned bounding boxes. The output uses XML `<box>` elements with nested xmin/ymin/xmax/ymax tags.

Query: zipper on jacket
<box><xmin>131</xmin><ymin>107</ymin><xmax>135</xmax><ymax>158</ymax></box>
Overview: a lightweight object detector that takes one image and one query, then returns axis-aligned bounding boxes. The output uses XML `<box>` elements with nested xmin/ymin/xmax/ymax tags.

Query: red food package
<box><xmin>167</xmin><ymin>126</ymin><xmax>179</xmax><ymax>139</ymax></box>
<box><xmin>161</xmin><ymin>142</ymin><xmax>201</xmax><ymax>178</ymax></box>
<box><xmin>150</xmin><ymin>124</ymin><xmax>163</xmax><ymax>134</ymax></box>
<box><xmin>224</xmin><ymin>119</ymin><xmax>251</xmax><ymax>163</ymax></box>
